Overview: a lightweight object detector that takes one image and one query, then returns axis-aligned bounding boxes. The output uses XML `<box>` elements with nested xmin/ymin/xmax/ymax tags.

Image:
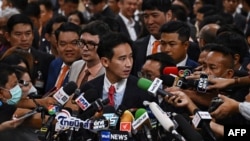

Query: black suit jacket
<box><xmin>131</xmin><ymin>35</ymin><xmax>150</xmax><ymax>77</ymax></box>
<box><xmin>31</xmin><ymin>48</ymin><xmax>55</xmax><ymax>95</ymax></box>
<box><xmin>91</xmin><ymin>6</ymin><xmax>116</xmax><ymax>21</ymax></box>
<box><xmin>80</xmin><ymin>74</ymin><xmax>155</xmax><ymax>109</ymax></box>
<box><xmin>234</xmin><ymin>13</ymin><xmax>246</xmax><ymax>32</ymax></box>
<box><xmin>115</xmin><ymin>15</ymin><xmax>141</xmax><ymax>40</ymax></box>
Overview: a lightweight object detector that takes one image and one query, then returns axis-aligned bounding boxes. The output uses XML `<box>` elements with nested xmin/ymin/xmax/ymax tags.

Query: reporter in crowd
<box><xmin>0</xmin><ymin>63</ymin><xmax>51</xmax><ymax>140</ymax></box>
<box><xmin>165</xmin><ymin>90</ymin><xmax>224</xmax><ymax>139</ymax></box>
<box><xmin>5</xmin><ymin>14</ymin><xmax>55</xmax><ymax>96</ymax></box>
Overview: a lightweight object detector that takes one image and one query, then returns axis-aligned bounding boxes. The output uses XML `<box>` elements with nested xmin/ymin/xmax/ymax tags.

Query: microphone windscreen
<box><xmin>134</xmin><ymin>108</ymin><xmax>147</xmax><ymax>119</ymax></box>
<box><xmin>137</xmin><ymin>78</ymin><xmax>152</xmax><ymax>90</ymax></box>
<box><xmin>160</xmin><ymin>75</ymin><xmax>175</xmax><ymax>87</ymax></box>
<box><xmin>103</xmin><ymin>105</ymin><xmax>116</xmax><ymax>113</ymax></box>
<box><xmin>173</xmin><ymin>113</ymin><xmax>204</xmax><ymax>141</ymax></box>
<box><xmin>83</xmin><ymin>89</ymin><xmax>99</xmax><ymax>103</ymax></box>
<box><xmin>120</xmin><ymin>110</ymin><xmax>134</xmax><ymax>122</ymax></box>
<box><xmin>163</xmin><ymin>67</ymin><xmax>178</xmax><ymax>75</ymax></box>
<box><xmin>116</xmin><ymin>105</ymin><xmax>127</xmax><ymax>116</ymax></box>
<box><xmin>63</xmin><ymin>81</ymin><xmax>77</xmax><ymax>95</ymax></box>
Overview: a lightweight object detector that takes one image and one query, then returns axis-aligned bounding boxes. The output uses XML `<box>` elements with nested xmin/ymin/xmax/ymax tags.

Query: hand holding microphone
<box><xmin>165</xmin><ymin>91</ymin><xmax>198</xmax><ymax>114</ymax></box>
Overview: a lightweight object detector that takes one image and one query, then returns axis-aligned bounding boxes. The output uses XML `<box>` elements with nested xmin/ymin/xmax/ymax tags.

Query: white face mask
<box><xmin>28</xmin><ymin>85</ymin><xmax>38</xmax><ymax>95</ymax></box>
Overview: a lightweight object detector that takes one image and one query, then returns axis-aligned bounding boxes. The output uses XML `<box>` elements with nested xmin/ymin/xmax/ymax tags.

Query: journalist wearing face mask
<box><xmin>0</xmin><ymin>63</ymin><xmax>24</xmax><ymax>131</ymax></box>
<box><xmin>12</xmin><ymin>66</ymin><xmax>38</xmax><ymax>99</ymax></box>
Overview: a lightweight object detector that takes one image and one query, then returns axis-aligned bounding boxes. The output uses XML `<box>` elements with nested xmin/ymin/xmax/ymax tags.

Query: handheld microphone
<box><xmin>192</xmin><ymin>109</ymin><xmax>216</xmax><ymax>141</ymax></box>
<box><xmin>143</xmin><ymin>101</ymin><xmax>175</xmax><ymax>132</ymax></box>
<box><xmin>119</xmin><ymin>110</ymin><xmax>134</xmax><ymax>133</ymax></box>
<box><xmin>143</xmin><ymin>101</ymin><xmax>186</xmax><ymax>141</ymax></box>
<box><xmin>77</xmin><ymin>90</ymin><xmax>109</xmax><ymax>120</ymax></box>
<box><xmin>75</xmin><ymin>89</ymin><xmax>98</xmax><ymax>111</ymax></box>
<box><xmin>103</xmin><ymin>106</ymin><xmax>119</xmax><ymax>129</ymax></box>
<box><xmin>172</xmin><ymin>112</ymin><xmax>204</xmax><ymax>141</ymax></box>
<box><xmin>53</xmin><ymin>81</ymin><xmax>77</xmax><ymax>106</ymax></box>
<box><xmin>137</xmin><ymin>77</ymin><xmax>174</xmax><ymax>97</ymax></box>
<box><xmin>71</xmin><ymin>88</ymin><xmax>81</xmax><ymax>103</ymax></box>
<box><xmin>133</xmin><ymin>108</ymin><xmax>153</xmax><ymax>141</ymax></box>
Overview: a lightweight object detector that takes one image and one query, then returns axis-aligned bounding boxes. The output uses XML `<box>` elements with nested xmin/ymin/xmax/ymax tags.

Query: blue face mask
<box><xmin>7</xmin><ymin>84</ymin><xmax>22</xmax><ymax>105</ymax></box>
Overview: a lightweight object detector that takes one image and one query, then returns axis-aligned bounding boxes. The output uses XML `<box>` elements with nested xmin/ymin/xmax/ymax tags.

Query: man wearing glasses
<box><xmin>69</xmin><ymin>20</ymin><xmax>111</xmax><ymax>88</ymax></box>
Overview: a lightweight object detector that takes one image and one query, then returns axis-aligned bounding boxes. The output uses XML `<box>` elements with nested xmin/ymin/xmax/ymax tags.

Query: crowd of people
<box><xmin>0</xmin><ymin>0</ymin><xmax>250</xmax><ymax>141</ymax></box>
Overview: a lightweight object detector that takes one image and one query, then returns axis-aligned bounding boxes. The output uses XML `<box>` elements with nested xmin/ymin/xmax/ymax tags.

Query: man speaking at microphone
<box><xmin>80</xmin><ymin>32</ymin><xmax>155</xmax><ymax>139</ymax></box>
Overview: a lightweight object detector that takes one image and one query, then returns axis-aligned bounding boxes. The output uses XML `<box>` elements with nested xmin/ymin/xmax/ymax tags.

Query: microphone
<box><xmin>143</xmin><ymin>101</ymin><xmax>186</xmax><ymax>141</ymax></box>
<box><xmin>71</xmin><ymin>88</ymin><xmax>81</xmax><ymax>103</ymax></box>
<box><xmin>55</xmin><ymin>108</ymin><xmax>84</xmax><ymax>131</ymax></box>
<box><xmin>77</xmin><ymin>89</ymin><xmax>109</xmax><ymax>120</ymax></box>
<box><xmin>192</xmin><ymin>109</ymin><xmax>217</xmax><ymax>141</ymax></box>
<box><xmin>137</xmin><ymin>77</ymin><xmax>174</xmax><ymax>97</ymax></box>
<box><xmin>103</xmin><ymin>106</ymin><xmax>119</xmax><ymax>129</ymax></box>
<box><xmin>75</xmin><ymin>89</ymin><xmax>98</xmax><ymax>111</ymax></box>
<box><xmin>163</xmin><ymin>66</ymin><xmax>193</xmax><ymax>77</ymax></box>
<box><xmin>119</xmin><ymin>110</ymin><xmax>134</xmax><ymax>133</ymax></box>
<box><xmin>143</xmin><ymin>101</ymin><xmax>174</xmax><ymax>132</ymax></box>
<box><xmin>172</xmin><ymin>112</ymin><xmax>204</xmax><ymax>141</ymax></box>
<box><xmin>116</xmin><ymin>104</ymin><xmax>127</xmax><ymax>117</ymax></box>
<box><xmin>87</xmin><ymin>117</ymin><xmax>110</xmax><ymax>132</ymax></box>
<box><xmin>133</xmin><ymin>108</ymin><xmax>153</xmax><ymax>141</ymax></box>
<box><xmin>53</xmin><ymin>81</ymin><xmax>77</xmax><ymax>106</ymax></box>
<box><xmin>37</xmin><ymin>105</ymin><xmax>61</xmax><ymax>141</ymax></box>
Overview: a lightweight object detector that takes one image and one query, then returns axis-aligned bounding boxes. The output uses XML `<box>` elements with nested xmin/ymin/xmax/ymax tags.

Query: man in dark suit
<box><xmin>222</xmin><ymin>0</ymin><xmax>246</xmax><ymax>32</ymax></box>
<box><xmin>88</xmin><ymin>0</ymin><xmax>116</xmax><ymax>21</ymax></box>
<box><xmin>45</xmin><ymin>22</ymin><xmax>81</xmax><ymax>93</ymax></box>
<box><xmin>115</xmin><ymin>0</ymin><xmax>141</xmax><ymax>41</ymax></box>
<box><xmin>159</xmin><ymin>21</ymin><xmax>198</xmax><ymax>69</ymax></box>
<box><xmin>131</xmin><ymin>0</ymin><xmax>172</xmax><ymax>76</ymax></box>
<box><xmin>80</xmin><ymin>32</ymin><xmax>154</xmax><ymax>110</ymax></box>
<box><xmin>5</xmin><ymin>14</ymin><xmax>55</xmax><ymax>96</ymax></box>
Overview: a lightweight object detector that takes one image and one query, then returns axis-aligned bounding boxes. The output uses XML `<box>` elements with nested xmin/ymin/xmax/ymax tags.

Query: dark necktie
<box><xmin>80</xmin><ymin>69</ymin><xmax>91</xmax><ymax>87</ymax></box>
<box><xmin>108</xmin><ymin>85</ymin><xmax>115</xmax><ymax>106</ymax></box>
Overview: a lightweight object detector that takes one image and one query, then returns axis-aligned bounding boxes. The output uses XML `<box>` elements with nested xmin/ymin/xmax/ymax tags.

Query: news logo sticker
<box><xmin>224</xmin><ymin>125</ymin><xmax>250</xmax><ymax>140</ymax></box>
<box><xmin>100</xmin><ymin>131</ymin><xmax>111</xmax><ymax>141</ymax></box>
<box><xmin>178</xmin><ymin>69</ymin><xmax>191</xmax><ymax>77</ymax></box>
<box><xmin>75</xmin><ymin>95</ymin><xmax>90</xmax><ymax>111</ymax></box>
<box><xmin>47</xmin><ymin>105</ymin><xmax>60</xmax><ymax>115</ymax></box>
<box><xmin>120</xmin><ymin>122</ymin><xmax>132</xmax><ymax>132</ymax></box>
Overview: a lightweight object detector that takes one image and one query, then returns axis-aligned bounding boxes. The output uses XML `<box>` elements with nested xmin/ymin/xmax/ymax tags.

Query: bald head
<box><xmin>198</xmin><ymin>23</ymin><xmax>220</xmax><ymax>48</ymax></box>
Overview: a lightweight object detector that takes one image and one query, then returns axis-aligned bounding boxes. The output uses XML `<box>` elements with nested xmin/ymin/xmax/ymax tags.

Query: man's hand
<box><xmin>207</xmin><ymin>77</ymin><xmax>234</xmax><ymax>90</ymax></box>
<box><xmin>36</xmin><ymin>97</ymin><xmax>57</xmax><ymax>108</ymax></box>
<box><xmin>210</xmin><ymin>94</ymin><xmax>239</xmax><ymax>119</ymax></box>
<box><xmin>0</xmin><ymin>119</ymin><xmax>25</xmax><ymax>131</ymax></box>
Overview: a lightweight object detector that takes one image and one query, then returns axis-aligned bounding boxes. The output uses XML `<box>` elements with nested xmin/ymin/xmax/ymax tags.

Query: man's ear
<box><xmin>183</xmin><ymin>40</ymin><xmax>189</xmax><ymax>51</ymax></box>
<box><xmin>233</xmin><ymin>54</ymin><xmax>240</xmax><ymax>66</ymax></box>
<box><xmin>5</xmin><ymin>32</ymin><xmax>10</xmax><ymax>42</ymax></box>
<box><xmin>44</xmin><ymin>33</ymin><xmax>51</xmax><ymax>42</ymax></box>
<box><xmin>226</xmin><ymin>69</ymin><xmax>234</xmax><ymax>78</ymax></box>
<box><xmin>100</xmin><ymin>57</ymin><xmax>109</xmax><ymax>68</ymax></box>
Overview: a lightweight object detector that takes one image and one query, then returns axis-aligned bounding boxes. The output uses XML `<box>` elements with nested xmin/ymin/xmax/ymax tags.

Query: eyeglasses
<box><xmin>78</xmin><ymin>39</ymin><xmax>99</xmax><ymax>50</ymax></box>
<box><xmin>137</xmin><ymin>71</ymin><xmax>153</xmax><ymax>80</ymax></box>
<box><xmin>19</xmin><ymin>80</ymin><xmax>30</xmax><ymax>87</ymax></box>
